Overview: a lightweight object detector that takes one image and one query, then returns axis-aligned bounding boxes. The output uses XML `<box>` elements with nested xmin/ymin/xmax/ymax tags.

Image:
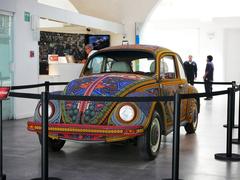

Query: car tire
<box><xmin>184</xmin><ymin>103</ymin><xmax>198</xmax><ymax>134</ymax></box>
<box><xmin>137</xmin><ymin>111</ymin><xmax>162</xmax><ymax>161</ymax></box>
<box><xmin>38</xmin><ymin>134</ymin><xmax>65</xmax><ymax>152</ymax></box>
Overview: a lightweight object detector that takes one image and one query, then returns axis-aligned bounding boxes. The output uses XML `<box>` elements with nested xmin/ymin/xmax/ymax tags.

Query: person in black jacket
<box><xmin>183</xmin><ymin>55</ymin><xmax>197</xmax><ymax>85</ymax></box>
<box><xmin>203</xmin><ymin>55</ymin><xmax>214</xmax><ymax>100</ymax></box>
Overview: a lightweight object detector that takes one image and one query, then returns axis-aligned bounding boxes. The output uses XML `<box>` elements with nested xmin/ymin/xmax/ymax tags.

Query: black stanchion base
<box><xmin>232</xmin><ymin>139</ymin><xmax>240</xmax><ymax>144</ymax></box>
<box><xmin>31</xmin><ymin>177</ymin><xmax>62</xmax><ymax>180</ymax></box>
<box><xmin>162</xmin><ymin>178</ymin><xmax>183</xmax><ymax>180</ymax></box>
<box><xmin>223</xmin><ymin>124</ymin><xmax>238</xmax><ymax>128</ymax></box>
<box><xmin>215</xmin><ymin>153</ymin><xmax>240</xmax><ymax>161</ymax></box>
<box><xmin>0</xmin><ymin>174</ymin><xmax>6</xmax><ymax>180</ymax></box>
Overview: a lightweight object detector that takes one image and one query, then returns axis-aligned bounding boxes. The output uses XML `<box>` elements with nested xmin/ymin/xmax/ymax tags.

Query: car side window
<box><xmin>86</xmin><ymin>56</ymin><xmax>116</xmax><ymax>74</ymax></box>
<box><xmin>160</xmin><ymin>56</ymin><xmax>176</xmax><ymax>79</ymax></box>
<box><xmin>176</xmin><ymin>55</ymin><xmax>187</xmax><ymax>80</ymax></box>
<box><xmin>87</xmin><ymin>56</ymin><xmax>104</xmax><ymax>73</ymax></box>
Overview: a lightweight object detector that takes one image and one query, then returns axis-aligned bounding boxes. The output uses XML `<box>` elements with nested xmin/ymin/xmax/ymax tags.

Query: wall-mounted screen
<box><xmin>85</xmin><ymin>35</ymin><xmax>110</xmax><ymax>50</ymax></box>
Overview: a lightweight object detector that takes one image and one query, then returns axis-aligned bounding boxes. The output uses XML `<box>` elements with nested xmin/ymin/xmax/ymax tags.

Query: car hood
<box><xmin>61</xmin><ymin>73</ymin><xmax>155</xmax><ymax>124</ymax></box>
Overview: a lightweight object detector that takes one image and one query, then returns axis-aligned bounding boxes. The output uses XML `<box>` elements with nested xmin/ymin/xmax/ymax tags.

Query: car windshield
<box><xmin>83</xmin><ymin>50</ymin><xmax>156</xmax><ymax>76</ymax></box>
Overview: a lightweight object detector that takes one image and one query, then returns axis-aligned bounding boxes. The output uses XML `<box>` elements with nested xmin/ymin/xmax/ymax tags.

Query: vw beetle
<box><xmin>28</xmin><ymin>45</ymin><xmax>199</xmax><ymax>160</ymax></box>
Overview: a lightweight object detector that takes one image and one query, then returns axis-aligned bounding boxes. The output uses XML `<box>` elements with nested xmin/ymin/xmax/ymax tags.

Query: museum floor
<box><xmin>3</xmin><ymin>93</ymin><xmax>240</xmax><ymax>180</ymax></box>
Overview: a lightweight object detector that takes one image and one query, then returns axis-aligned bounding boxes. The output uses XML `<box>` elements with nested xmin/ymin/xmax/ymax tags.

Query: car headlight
<box><xmin>38</xmin><ymin>102</ymin><xmax>55</xmax><ymax>119</ymax></box>
<box><xmin>119</xmin><ymin>105</ymin><xmax>135</xmax><ymax>122</ymax></box>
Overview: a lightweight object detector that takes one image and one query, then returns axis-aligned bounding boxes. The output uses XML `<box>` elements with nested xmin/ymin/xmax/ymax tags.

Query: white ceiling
<box><xmin>39</xmin><ymin>0</ymin><xmax>240</xmax><ymax>24</ymax></box>
<box><xmin>150</xmin><ymin>0</ymin><xmax>240</xmax><ymax>21</ymax></box>
<box><xmin>38</xmin><ymin>0</ymin><xmax>78</xmax><ymax>12</ymax></box>
<box><xmin>38</xmin><ymin>0</ymin><xmax>159</xmax><ymax>34</ymax></box>
<box><xmin>69</xmin><ymin>0</ymin><xmax>159</xmax><ymax>23</ymax></box>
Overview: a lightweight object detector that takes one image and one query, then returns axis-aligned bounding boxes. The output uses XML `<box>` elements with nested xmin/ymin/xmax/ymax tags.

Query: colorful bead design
<box><xmin>61</xmin><ymin>74</ymin><xmax>152</xmax><ymax>125</ymax></box>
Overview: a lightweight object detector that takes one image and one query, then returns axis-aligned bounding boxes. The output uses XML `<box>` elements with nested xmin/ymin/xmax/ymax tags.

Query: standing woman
<box><xmin>203</xmin><ymin>55</ymin><xmax>214</xmax><ymax>100</ymax></box>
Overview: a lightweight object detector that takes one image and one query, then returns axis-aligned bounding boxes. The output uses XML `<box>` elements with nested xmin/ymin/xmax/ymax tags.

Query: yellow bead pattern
<box><xmin>29</xmin><ymin>124</ymin><xmax>143</xmax><ymax>135</ymax></box>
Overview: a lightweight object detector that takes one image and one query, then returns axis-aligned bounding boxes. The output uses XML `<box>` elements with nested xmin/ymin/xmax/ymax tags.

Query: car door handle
<box><xmin>179</xmin><ymin>84</ymin><xmax>184</xmax><ymax>88</ymax></box>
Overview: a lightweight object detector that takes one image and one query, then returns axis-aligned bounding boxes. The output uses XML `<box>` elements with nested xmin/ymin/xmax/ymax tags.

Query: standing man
<box><xmin>203</xmin><ymin>55</ymin><xmax>214</xmax><ymax>100</ymax></box>
<box><xmin>82</xmin><ymin>44</ymin><xmax>97</xmax><ymax>63</ymax></box>
<box><xmin>183</xmin><ymin>55</ymin><xmax>198</xmax><ymax>85</ymax></box>
<box><xmin>85</xmin><ymin>44</ymin><xmax>94</xmax><ymax>57</ymax></box>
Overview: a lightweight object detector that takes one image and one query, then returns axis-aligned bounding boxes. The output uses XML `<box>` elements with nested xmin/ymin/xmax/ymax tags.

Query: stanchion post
<box><xmin>162</xmin><ymin>93</ymin><xmax>183</xmax><ymax>180</ymax></box>
<box><xmin>223</xmin><ymin>81</ymin><xmax>238</xmax><ymax>128</ymax></box>
<box><xmin>43</xmin><ymin>81</ymin><xmax>49</xmax><ymax>179</ymax></box>
<box><xmin>45</xmin><ymin>81</ymin><xmax>49</xmax><ymax>93</ymax></box>
<box><xmin>231</xmin><ymin>81</ymin><xmax>237</xmax><ymax>128</ymax></box>
<box><xmin>31</xmin><ymin>92</ymin><xmax>61</xmax><ymax>180</ymax></box>
<box><xmin>42</xmin><ymin>92</ymin><xmax>48</xmax><ymax>180</ymax></box>
<box><xmin>227</xmin><ymin>88</ymin><xmax>235</xmax><ymax>155</ymax></box>
<box><xmin>0</xmin><ymin>100</ymin><xmax>6</xmax><ymax>180</ymax></box>
<box><xmin>215</xmin><ymin>88</ymin><xmax>240</xmax><ymax>161</ymax></box>
<box><xmin>232</xmin><ymin>85</ymin><xmax>240</xmax><ymax>144</ymax></box>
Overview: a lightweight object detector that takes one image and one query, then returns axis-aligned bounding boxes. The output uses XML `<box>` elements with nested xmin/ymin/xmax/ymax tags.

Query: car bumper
<box><xmin>27</xmin><ymin>121</ymin><xmax>144</xmax><ymax>142</ymax></box>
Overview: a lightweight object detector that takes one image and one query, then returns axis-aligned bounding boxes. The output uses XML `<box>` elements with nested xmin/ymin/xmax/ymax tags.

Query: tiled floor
<box><xmin>2</xmin><ymin>94</ymin><xmax>240</xmax><ymax>180</ymax></box>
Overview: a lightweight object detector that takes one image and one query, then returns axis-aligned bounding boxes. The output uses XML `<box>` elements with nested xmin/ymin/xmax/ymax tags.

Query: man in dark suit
<box><xmin>203</xmin><ymin>55</ymin><xmax>214</xmax><ymax>100</ymax></box>
<box><xmin>183</xmin><ymin>55</ymin><xmax>197</xmax><ymax>85</ymax></box>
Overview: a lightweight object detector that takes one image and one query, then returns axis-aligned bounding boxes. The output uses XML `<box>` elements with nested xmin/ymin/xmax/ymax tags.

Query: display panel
<box><xmin>39</xmin><ymin>32</ymin><xmax>110</xmax><ymax>75</ymax></box>
<box><xmin>39</xmin><ymin>31</ymin><xmax>85</xmax><ymax>63</ymax></box>
<box><xmin>85</xmin><ymin>35</ymin><xmax>110</xmax><ymax>50</ymax></box>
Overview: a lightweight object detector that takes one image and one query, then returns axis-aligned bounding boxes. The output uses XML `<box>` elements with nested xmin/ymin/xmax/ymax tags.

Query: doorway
<box><xmin>0</xmin><ymin>11</ymin><xmax>13</xmax><ymax>120</ymax></box>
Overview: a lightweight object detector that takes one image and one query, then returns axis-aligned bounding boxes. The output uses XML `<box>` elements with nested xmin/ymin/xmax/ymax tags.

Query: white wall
<box><xmin>199</xmin><ymin>27</ymin><xmax>224</xmax><ymax>82</ymax></box>
<box><xmin>0</xmin><ymin>0</ymin><xmax>16</xmax><ymax>12</ymax></box>
<box><xmin>140</xmin><ymin>18</ymin><xmax>240</xmax><ymax>83</ymax></box>
<box><xmin>224</xmin><ymin>29</ymin><xmax>240</xmax><ymax>84</ymax></box>
<box><xmin>140</xmin><ymin>0</ymin><xmax>240</xmax><ymax>84</ymax></box>
<box><xmin>110</xmin><ymin>34</ymin><xmax>124</xmax><ymax>46</ymax></box>
<box><xmin>1</xmin><ymin>0</ymin><xmax>40</xmax><ymax>119</ymax></box>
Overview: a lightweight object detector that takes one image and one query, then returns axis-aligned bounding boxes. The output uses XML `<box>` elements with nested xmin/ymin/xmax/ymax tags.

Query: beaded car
<box><xmin>28</xmin><ymin>45</ymin><xmax>199</xmax><ymax>160</ymax></box>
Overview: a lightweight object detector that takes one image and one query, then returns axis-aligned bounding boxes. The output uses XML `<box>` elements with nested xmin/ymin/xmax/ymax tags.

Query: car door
<box><xmin>175</xmin><ymin>54</ymin><xmax>188</xmax><ymax>120</ymax></box>
<box><xmin>158</xmin><ymin>53</ymin><xmax>188</xmax><ymax>131</ymax></box>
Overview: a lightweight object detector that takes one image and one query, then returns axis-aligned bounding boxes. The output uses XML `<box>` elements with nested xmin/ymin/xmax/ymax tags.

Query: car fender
<box><xmin>33</xmin><ymin>91</ymin><xmax>63</xmax><ymax>124</ymax></box>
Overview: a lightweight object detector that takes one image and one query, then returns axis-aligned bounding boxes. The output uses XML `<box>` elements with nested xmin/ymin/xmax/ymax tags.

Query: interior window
<box><xmin>104</xmin><ymin>58</ymin><xmax>116</xmax><ymax>72</ymax></box>
<box><xmin>131</xmin><ymin>58</ymin><xmax>155</xmax><ymax>74</ymax></box>
<box><xmin>160</xmin><ymin>56</ymin><xmax>176</xmax><ymax>79</ymax></box>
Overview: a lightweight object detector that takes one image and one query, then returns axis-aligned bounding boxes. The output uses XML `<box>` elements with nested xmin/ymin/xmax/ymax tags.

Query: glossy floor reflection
<box><xmin>3</xmin><ymin>95</ymin><xmax>240</xmax><ymax>180</ymax></box>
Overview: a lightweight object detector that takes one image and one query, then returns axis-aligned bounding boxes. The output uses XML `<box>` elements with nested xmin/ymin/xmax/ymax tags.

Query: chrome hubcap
<box><xmin>150</xmin><ymin>117</ymin><xmax>161</xmax><ymax>153</ymax></box>
<box><xmin>193</xmin><ymin>108</ymin><xmax>198</xmax><ymax>129</ymax></box>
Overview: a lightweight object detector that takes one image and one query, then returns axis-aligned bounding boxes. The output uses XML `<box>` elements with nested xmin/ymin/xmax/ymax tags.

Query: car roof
<box><xmin>96</xmin><ymin>44</ymin><xmax>172</xmax><ymax>56</ymax></box>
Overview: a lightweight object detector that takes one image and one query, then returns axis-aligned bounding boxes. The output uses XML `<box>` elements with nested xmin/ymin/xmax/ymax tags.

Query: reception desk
<box><xmin>38</xmin><ymin>63</ymin><xmax>84</xmax><ymax>92</ymax></box>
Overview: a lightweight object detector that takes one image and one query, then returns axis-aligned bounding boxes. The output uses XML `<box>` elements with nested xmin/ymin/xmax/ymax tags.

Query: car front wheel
<box><xmin>137</xmin><ymin>111</ymin><xmax>162</xmax><ymax>160</ymax></box>
<box><xmin>184</xmin><ymin>103</ymin><xmax>198</xmax><ymax>134</ymax></box>
<box><xmin>38</xmin><ymin>134</ymin><xmax>65</xmax><ymax>152</ymax></box>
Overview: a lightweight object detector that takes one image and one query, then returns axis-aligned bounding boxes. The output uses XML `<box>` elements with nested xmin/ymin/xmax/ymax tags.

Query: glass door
<box><xmin>0</xmin><ymin>12</ymin><xmax>13</xmax><ymax>120</ymax></box>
